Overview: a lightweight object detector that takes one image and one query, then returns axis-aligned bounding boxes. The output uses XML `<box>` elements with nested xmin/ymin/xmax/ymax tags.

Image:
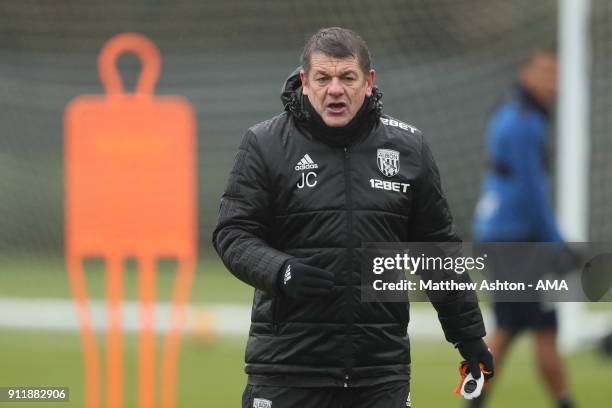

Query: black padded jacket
<box><xmin>213</xmin><ymin>69</ymin><xmax>486</xmax><ymax>388</ymax></box>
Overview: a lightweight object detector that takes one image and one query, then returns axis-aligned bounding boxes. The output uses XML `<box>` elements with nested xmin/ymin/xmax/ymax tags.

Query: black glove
<box><xmin>278</xmin><ymin>259</ymin><xmax>334</xmax><ymax>300</ymax></box>
<box><xmin>456</xmin><ymin>338</ymin><xmax>494</xmax><ymax>380</ymax></box>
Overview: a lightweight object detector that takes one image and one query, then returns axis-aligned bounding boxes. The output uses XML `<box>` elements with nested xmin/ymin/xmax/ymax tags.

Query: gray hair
<box><xmin>301</xmin><ymin>27</ymin><xmax>371</xmax><ymax>75</ymax></box>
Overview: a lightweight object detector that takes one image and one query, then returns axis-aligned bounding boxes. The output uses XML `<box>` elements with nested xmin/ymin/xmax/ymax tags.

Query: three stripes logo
<box><xmin>283</xmin><ymin>264</ymin><xmax>292</xmax><ymax>285</ymax></box>
<box><xmin>295</xmin><ymin>154</ymin><xmax>318</xmax><ymax>171</ymax></box>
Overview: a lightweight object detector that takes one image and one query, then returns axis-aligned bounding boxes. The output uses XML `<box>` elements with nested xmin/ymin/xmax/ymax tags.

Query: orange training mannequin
<box><xmin>64</xmin><ymin>32</ymin><xmax>197</xmax><ymax>408</ymax></box>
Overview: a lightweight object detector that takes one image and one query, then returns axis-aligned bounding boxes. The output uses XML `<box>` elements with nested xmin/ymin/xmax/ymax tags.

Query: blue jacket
<box><xmin>473</xmin><ymin>87</ymin><xmax>563</xmax><ymax>242</ymax></box>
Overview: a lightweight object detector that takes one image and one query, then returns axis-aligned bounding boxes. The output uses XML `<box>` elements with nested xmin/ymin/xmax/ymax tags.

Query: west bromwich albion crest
<box><xmin>377</xmin><ymin>149</ymin><xmax>400</xmax><ymax>177</ymax></box>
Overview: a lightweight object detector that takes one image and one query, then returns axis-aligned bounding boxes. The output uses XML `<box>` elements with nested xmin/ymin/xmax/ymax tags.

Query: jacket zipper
<box><xmin>343</xmin><ymin>146</ymin><xmax>353</xmax><ymax>388</ymax></box>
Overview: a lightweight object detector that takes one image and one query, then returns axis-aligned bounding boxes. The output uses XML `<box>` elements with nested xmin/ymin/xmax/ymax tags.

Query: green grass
<box><xmin>0</xmin><ymin>330</ymin><xmax>247</xmax><ymax>408</ymax></box>
<box><xmin>0</xmin><ymin>330</ymin><xmax>610</xmax><ymax>407</ymax></box>
<box><xmin>411</xmin><ymin>337</ymin><xmax>612</xmax><ymax>407</ymax></box>
<box><xmin>1</xmin><ymin>256</ymin><xmax>611</xmax><ymax>406</ymax></box>
<box><xmin>0</xmin><ymin>256</ymin><xmax>253</xmax><ymax>303</ymax></box>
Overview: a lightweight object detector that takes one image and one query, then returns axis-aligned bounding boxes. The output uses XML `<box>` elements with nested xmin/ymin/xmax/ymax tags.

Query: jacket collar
<box><xmin>281</xmin><ymin>67</ymin><xmax>383</xmax><ymax>148</ymax></box>
<box><xmin>516</xmin><ymin>84</ymin><xmax>550</xmax><ymax>119</ymax></box>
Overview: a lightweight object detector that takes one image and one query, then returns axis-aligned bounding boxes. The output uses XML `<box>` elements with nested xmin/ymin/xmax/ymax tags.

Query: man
<box><xmin>214</xmin><ymin>27</ymin><xmax>493</xmax><ymax>408</ymax></box>
<box><xmin>473</xmin><ymin>50</ymin><xmax>574</xmax><ymax>408</ymax></box>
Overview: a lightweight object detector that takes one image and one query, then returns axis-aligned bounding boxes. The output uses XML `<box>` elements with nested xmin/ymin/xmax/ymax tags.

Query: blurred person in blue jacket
<box><xmin>472</xmin><ymin>50</ymin><xmax>574</xmax><ymax>408</ymax></box>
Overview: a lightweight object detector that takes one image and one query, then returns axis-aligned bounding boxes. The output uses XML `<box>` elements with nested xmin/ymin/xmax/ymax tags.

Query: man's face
<box><xmin>300</xmin><ymin>52</ymin><xmax>375</xmax><ymax>127</ymax></box>
<box><xmin>522</xmin><ymin>52</ymin><xmax>558</xmax><ymax>109</ymax></box>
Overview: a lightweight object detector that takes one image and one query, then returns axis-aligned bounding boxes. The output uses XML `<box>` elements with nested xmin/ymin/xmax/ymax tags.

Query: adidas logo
<box><xmin>283</xmin><ymin>264</ymin><xmax>292</xmax><ymax>285</ymax></box>
<box><xmin>295</xmin><ymin>154</ymin><xmax>318</xmax><ymax>171</ymax></box>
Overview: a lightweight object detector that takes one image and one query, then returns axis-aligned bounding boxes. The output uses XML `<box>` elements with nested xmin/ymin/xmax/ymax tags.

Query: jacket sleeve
<box><xmin>409</xmin><ymin>135</ymin><xmax>486</xmax><ymax>343</ymax></box>
<box><xmin>212</xmin><ymin>130</ymin><xmax>293</xmax><ymax>295</ymax></box>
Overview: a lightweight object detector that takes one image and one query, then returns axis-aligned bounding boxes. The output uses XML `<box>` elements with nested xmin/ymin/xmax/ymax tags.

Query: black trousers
<box><xmin>242</xmin><ymin>381</ymin><xmax>411</xmax><ymax>408</ymax></box>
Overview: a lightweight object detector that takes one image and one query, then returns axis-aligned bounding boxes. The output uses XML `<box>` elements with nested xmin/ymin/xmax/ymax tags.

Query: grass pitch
<box><xmin>0</xmin><ymin>330</ymin><xmax>610</xmax><ymax>407</ymax></box>
<box><xmin>0</xmin><ymin>256</ymin><xmax>610</xmax><ymax>406</ymax></box>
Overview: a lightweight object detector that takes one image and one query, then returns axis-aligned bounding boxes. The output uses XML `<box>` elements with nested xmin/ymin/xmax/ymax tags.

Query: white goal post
<box><xmin>557</xmin><ymin>0</ymin><xmax>591</xmax><ymax>353</ymax></box>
